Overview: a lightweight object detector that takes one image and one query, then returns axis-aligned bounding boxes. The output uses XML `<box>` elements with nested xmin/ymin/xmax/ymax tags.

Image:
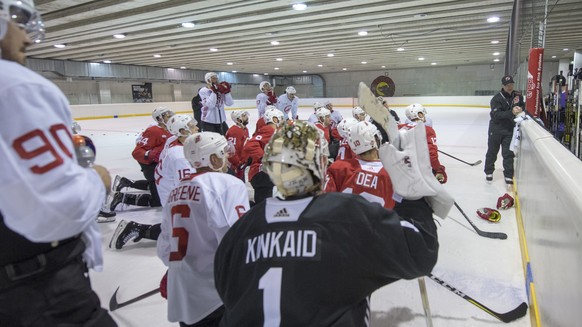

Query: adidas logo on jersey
<box><xmin>273</xmin><ymin>208</ymin><xmax>290</xmax><ymax>218</ymax></box>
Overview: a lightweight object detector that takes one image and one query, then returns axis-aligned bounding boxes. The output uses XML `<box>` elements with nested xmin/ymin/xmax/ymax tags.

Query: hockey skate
<box><xmin>505</xmin><ymin>177</ymin><xmax>514</xmax><ymax>192</ymax></box>
<box><xmin>107</xmin><ymin>191</ymin><xmax>124</xmax><ymax>212</ymax></box>
<box><xmin>109</xmin><ymin>220</ymin><xmax>143</xmax><ymax>249</ymax></box>
<box><xmin>112</xmin><ymin>175</ymin><xmax>133</xmax><ymax>192</ymax></box>
<box><xmin>97</xmin><ymin>210</ymin><xmax>116</xmax><ymax>223</ymax></box>
<box><xmin>485</xmin><ymin>174</ymin><xmax>493</xmax><ymax>184</ymax></box>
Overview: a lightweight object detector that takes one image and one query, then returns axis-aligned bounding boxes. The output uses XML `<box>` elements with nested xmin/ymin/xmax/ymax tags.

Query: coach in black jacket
<box><xmin>484</xmin><ymin>75</ymin><xmax>524</xmax><ymax>186</ymax></box>
<box><xmin>485</xmin><ymin>75</ymin><xmax>525</xmax><ymax>185</ymax></box>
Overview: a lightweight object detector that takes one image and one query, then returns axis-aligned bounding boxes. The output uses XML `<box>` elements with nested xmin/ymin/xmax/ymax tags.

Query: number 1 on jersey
<box><xmin>259</xmin><ymin>267</ymin><xmax>282</xmax><ymax>327</ymax></box>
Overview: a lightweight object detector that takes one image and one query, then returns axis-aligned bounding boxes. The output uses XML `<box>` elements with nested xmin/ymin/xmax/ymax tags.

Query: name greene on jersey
<box><xmin>245</xmin><ymin>229</ymin><xmax>321</xmax><ymax>264</ymax></box>
<box><xmin>167</xmin><ymin>183</ymin><xmax>202</xmax><ymax>203</ymax></box>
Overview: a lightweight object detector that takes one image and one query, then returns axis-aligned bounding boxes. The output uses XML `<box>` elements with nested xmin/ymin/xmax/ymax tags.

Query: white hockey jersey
<box><xmin>0</xmin><ymin>59</ymin><xmax>105</xmax><ymax>270</ymax></box>
<box><xmin>154</xmin><ymin>137</ymin><xmax>194</xmax><ymax>207</ymax></box>
<box><xmin>256</xmin><ymin>92</ymin><xmax>269</xmax><ymax>118</ymax></box>
<box><xmin>199</xmin><ymin>87</ymin><xmax>234</xmax><ymax>124</ymax></box>
<box><xmin>277</xmin><ymin>94</ymin><xmax>299</xmax><ymax>120</ymax></box>
<box><xmin>330</xmin><ymin>110</ymin><xmax>343</xmax><ymax>129</ymax></box>
<box><xmin>157</xmin><ymin>171</ymin><xmax>249</xmax><ymax>325</ymax></box>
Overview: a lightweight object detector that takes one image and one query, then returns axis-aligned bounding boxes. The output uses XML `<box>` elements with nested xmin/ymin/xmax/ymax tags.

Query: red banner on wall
<box><xmin>526</xmin><ymin>48</ymin><xmax>544</xmax><ymax>117</ymax></box>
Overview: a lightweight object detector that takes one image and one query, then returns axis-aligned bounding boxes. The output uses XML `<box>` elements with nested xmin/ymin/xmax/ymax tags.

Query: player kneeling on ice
<box><xmin>157</xmin><ymin>132</ymin><xmax>249</xmax><ymax>326</ymax></box>
<box><xmin>214</xmin><ymin>121</ymin><xmax>453</xmax><ymax>326</ymax></box>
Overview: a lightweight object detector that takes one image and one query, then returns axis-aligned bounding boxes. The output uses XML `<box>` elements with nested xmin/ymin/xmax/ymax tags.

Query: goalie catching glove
<box><xmin>496</xmin><ymin>193</ymin><xmax>514</xmax><ymax>210</ymax></box>
<box><xmin>476</xmin><ymin>207</ymin><xmax>501</xmax><ymax>222</ymax></box>
<box><xmin>378</xmin><ymin>121</ymin><xmax>454</xmax><ymax>219</ymax></box>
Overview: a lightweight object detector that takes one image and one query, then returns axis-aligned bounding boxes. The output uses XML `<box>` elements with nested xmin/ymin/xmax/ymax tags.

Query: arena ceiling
<box><xmin>28</xmin><ymin>0</ymin><xmax>582</xmax><ymax>75</ymax></box>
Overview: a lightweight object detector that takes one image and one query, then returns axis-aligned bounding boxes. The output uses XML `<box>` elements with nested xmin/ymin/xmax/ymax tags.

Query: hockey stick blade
<box><xmin>438</xmin><ymin>150</ymin><xmax>482</xmax><ymax>166</ymax></box>
<box><xmin>109</xmin><ymin>286</ymin><xmax>160</xmax><ymax>311</ymax></box>
<box><xmin>357</xmin><ymin>82</ymin><xmax>400</xmax><ymax>147</ymax></box>
<box><xmin>429</xmin><ymin>274</ymin><xmax>528</xmax><ymax>323</ymax></box>
<box><xmin>454</xmin><ymin>202</ymin><xmax>507</xmax><ymax>239</ymax></box>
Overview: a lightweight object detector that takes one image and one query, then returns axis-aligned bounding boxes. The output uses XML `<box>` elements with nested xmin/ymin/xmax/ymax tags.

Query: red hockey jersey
<box><xmin>132</xmin><ymin>125</ymin><xmax>172</xmax><ymax>165</ymax></box>
<box><xmin>242</xmin><ymin>125</ymin><xmax>275</xmax><ymax>182</ymax></box>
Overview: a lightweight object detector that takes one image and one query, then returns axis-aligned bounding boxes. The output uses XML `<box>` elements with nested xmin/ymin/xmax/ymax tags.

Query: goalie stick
<box><xmin>454</xmin><ymin>202</ymin><xmax>508</xmax><ymax>240</ymax></box>
<box><xmin>109</xmin><ymin>286</ymin><xmax>160</xmax><ymax>311</ymax></box>
<box><xmin>357</xmin><ymin>82</ymin><xmax>400</xmax><ymax>148</ymax></box>
<box><xmin>438</xmin><ymin>150</ymin><xmax>482</xmax><ymax>166</ymax></box>
<box><xmin>428</xmin><ymin>274</ymin><xmax>528</xmax><ymax>323</ymax></box>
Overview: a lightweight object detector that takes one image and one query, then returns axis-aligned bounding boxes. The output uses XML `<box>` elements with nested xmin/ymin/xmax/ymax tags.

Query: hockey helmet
<box><xmin>313</xmin><ymin>101</ymin><xmax>323</xmax><ymax>110</ymax></box>
<box><xmin>285</xmin><ymin>86</ymin><xmax>296</xmax><ymax>94</ymax></box>
<box><xmin>405</xmin><ymin>104</ymin><xmax>427</xmax><ymax>121</ymax></box>
<box><xmin>263</xmin><ymin>121</ymin><xmax>327</xmax><ymax>197</ymax></box>
<box><xmin>0</xmin><ymin>0</ymin><xmax>45</xmax><ymax>42</ymax></box>
<box><xmin>183</xmin><ymin>132</ymin><xmax>233</xmax><ymax>171</ymax></box>
<box><xmin>352</xmin><ymin>106</ymin><xmax>366</xmax><ymax>121</ymax></box>
<box><xmin>348</xmin><ymin>121</ymin><xmax>382</xmax><ymax>155</ymax></box>
<box><xmin>264</xmin><ymin>107</ymin><xmax>285</xmax><ymax>126</ymax></box>
<box><xmin>167</xmin><ymin>114</ymin><xmax>198</xmax><ymax>138</ymax></box>
<box><xmin>336</xmin><ymin>117</ymin><xmax>358</xmax><ymax>139</ymax></box>
<box><xmin>230</xmin><ymin>110</ymin><xmax>249</xmax><ymax>122</ymax></box>
<box><xmin>315</xmin><ymin>108</ymin><xmax>331</xmax><ymax>119</ymax></box>
<box><xmin>152</xmin><ymin>106</ymin><xmax>175</xmax><ymax>124</ymax></box>
<box><xmin>204</xmin><ymin>72</ymin><xmax>218</xmax><ymax>83</ymax></box>
<box><xmin>259</xmin><ymin>81</ymin><xmax>272</xmax><ymax>91</ymax></box>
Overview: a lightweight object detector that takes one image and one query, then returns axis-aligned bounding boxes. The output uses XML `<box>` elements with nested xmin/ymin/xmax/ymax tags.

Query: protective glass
<box><xmin>6</xmin><ymin>1</ymin><xmax>45</xmax><ymax>42</ymax></box>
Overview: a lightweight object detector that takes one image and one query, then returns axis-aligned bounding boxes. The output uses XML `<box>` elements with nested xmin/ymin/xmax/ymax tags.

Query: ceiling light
<box><xmin>270</xmin><ymin>41</ymin><xmax>280</xmax><ymax>45</ymax></box>
<box><xmin>381</xmin><ymin>65</ymin><xmax>386</xmax><ymax>68</ymax></box>
<box><xmin>563</xmin><ymin>48</ymin><xmax>569</xmax><ymax>51</ymax></box>
<box><xmin>493</xmin><ymin>52</ymin><xmax>500</xmax><ymax>56</ymax></box>
<box><xmin>274</xmin><ymin>67</ymin><xmax>280</xmax><ymax>70</ymax></box>
<box><xmin>276</xmin><ymin>58</ymin><xmax>283</xmax><ymax>61</ymax></box>
<box><xmin>342</xmin><ymin>68</ymin><xmax>347</xmax><ymax>71</ymax></box>
<box><xmin>232</xmin><ymin>70</ymin><xmax>237</xmax><ymax>73</ymax></box>
<box><xmin>361</xmin><ymin>61</ymin><xmax>367</xmax><ymax>64</ymax></box>
<box><xmin>167</xmin><ymin>68</ymin><xmax>174</xmax><ymax>71</ymax></box>
<box><xmin>103</xmin><ymin>60</ymin><xmax>112</xmax><ymax>64</ymax></box>
<box><xmin>292</xmin><ymin>3</ymin><xmax>307</xmax><ymax>10</ymax></box>
<box><xmin>113</xmin><ymin>34</ymin><xmax>126</xmax><ymax>39</ymax></box>
<box><xmin>153</xmin><ymin>54</ymin><xmax>162</xmax><ymax>58</ymax></box>
<box><xmin>53</xmin><ymin>44</ymin><xmax>66</xmax><ymax>48</ymax></box>
<box><xmin>227</xmin><ymin>62</ymin><xmax>233</xmax><ymax>65</ymax></box>
<box><xmin>358</xmin><ymin>31</ymin><xmax>368</xmax><ymax>36</ymax></box>
<box><xmin>317</xmin><ymin>64</ymin><xmax>323</xmax><ymax>67</ymax></box>
<box><xmin>396</xmin><ymin>47</ymin><xmax>405</xmax><ymax>51</ymax></box>
<box><xmin>253</xmin><ymin>74</ymin><xmax>259</xmax><ymax>77</ymax></box>
<box><xmin>181</xmin><ymin>22</ymin><xmax>195</xmax><ymax>28</ymax></box>
<box><xmin>209</xmin><ymin>48</ymin><xmax>218</xmax><ymax>52</ymax></box>
<box><xmin>34</xmin><ymin>39</ymin><xmax>41</xmax><ymax>43</ymax></box>
<box><xmin>487</xmin><ymin>16</ymin><xmax>500</xmax><ymax>23</ymax></box>
<box><xmin>493</xmin><ymin>58</ymin><xmax>500</xmax><ymax>62</ymax></box>
<box><xmin>303</xmin><ymin>70</ymin><xmax>308</xmax><ymax>73</ymax></box>
<box><xmin>491</xmin><ymin>40</ymin><xmax>499</xmax><ymax>44</ymax></box>
<box><xmin>418</xmin><ymin>57</ymin><xmax>425</xmax><ymax>61</ymax></box>
<box><xmin>431</xmin><ymin>62</ymin><xmax>437</xmax><ymax>65</ymax></box>
<box><xmin>180</xmin><ymin>66</ymin><xmax>186</xmax><ymax>69</ymax></box>
<box><xmin>264</xmin><ymin>73</ymin><xmax>269</xmax><ymax>75</ymax></box>
<box><xmin>327</xmin><ymin>53</ymin><xmax>334</xmax><ymax>57</ymax></box>
<box><xmin>551</xmin><ymin>55</ymin><xmax>557</xmax><ymax>59</ymax></box>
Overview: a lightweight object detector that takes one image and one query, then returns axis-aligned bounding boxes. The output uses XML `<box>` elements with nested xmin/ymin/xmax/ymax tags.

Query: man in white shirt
<box><xmin>199</xmin><ymin>72</ymin><xmax>234</xmax><ymax>135</ymax></box>
<box><xmin>0</xmin><ymin>1</ymin><xmax>115</xmax><ymax>325</ymax></box>
<box><xmin>277</xmin><ymin>86</ymin><xmax>299</xmax><ymax>120</ymax></box>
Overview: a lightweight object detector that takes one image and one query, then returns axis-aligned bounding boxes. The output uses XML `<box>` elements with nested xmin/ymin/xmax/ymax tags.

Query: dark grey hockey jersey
<box><xmin>214</xmin><ymin>193</ymin><xmax>438</xmax><ymax>327</ymax></box>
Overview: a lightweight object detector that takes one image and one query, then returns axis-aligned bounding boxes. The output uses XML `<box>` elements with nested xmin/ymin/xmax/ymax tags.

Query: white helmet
<box><xmin>315</xmin><ymin>108</ymin><xmax>331</xmax><ymax>119</ymax></box>
<box><xmin>405</xmin><ymin>103</ymin><xmax>426</xmax><ymax>121</ymax></box>
<box><xmin>183</xmin><ymin>132</ymin><xmax>230</xmax><ymax>170</ymax></box>
<box><xmin>313</xmin><ymin>102</ymin><xmax>323</xmax><ymax>110</ymax></box>
<box><xmin>259</xmin><ymin>81</ymin><xmax>271</xmax><ymax>91</ymax></box>
<box><xmin>263</xmin><ymin>121</ymin><xmax>327</xmax><ymax>197</ymax></box>
<box><xmin>205</xmin><ymin>72</ymin><xmax>218</xmax><ymax>83</ymax></box>
<box><xmin>167</xmin><ymin>114</ymin><xmax>197</xmax><ymax>138</ymax></box>
<box><xmin>0</xmin><ymin>0</ymin><xmax>45</xmax><ymax>43</ymax></box>
<box><xmin>264</xmin><ymin>107</ymin><xmax>284</xmax><ymax>125</ymax></box>
<box><xmin>323</xmin><ymin>100</ymin><xmax>332</xmax><ymax>108</ymax></box>
<box><xmin>285</xmin><ymin>86</ymin><xmax>296</xmax><ymax>94</ymax></box>
<box><xmin>230</xmin><ymin>110</ymin><xmax>248</xmax><ymax>122</ymax></box>
<box><xmin>348</xmin><ymin>121</ymin><xmax>382</xmax><ymax>155</ymax></box>
<box><xmin>352</xmin><ymin>106</ymin><xmax>365</xmax><ymax>119</ymax></box>
<box><xmin>336</xmin><ymin>117</ymin><xmax>358</xmax><ymax>139</ymax></box>
<box><xmin>152</xmin><ymin>106</ymin><xmax>174</xmax><ymax>123</ymax></box>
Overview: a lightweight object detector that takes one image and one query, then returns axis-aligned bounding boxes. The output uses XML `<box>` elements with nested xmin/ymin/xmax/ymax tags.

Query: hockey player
<box><xmin>352</xmin><ymin>106</ymin><xmax>367</xmax><ymax>122</ymax></box>
<box><xmin>308</xmin><ymin>102</ymin><xmax>323</xmax><ymax>124</ymax></box>
<box><xmin>404</xmin><ymin>102</ymin><xmax>433</xmax><ymax>127</ymax></box>
<box><xmin>484</xmin><ymin>75</ymin><xmax>524</xmax><ymax>186</ymax></box>
<box><xmin>0</xmin><ymin>1</ymin><xmax>115</xmax><ymax>325</ymax></box>
<box><xmin>277</xmin><ymin>86</ymin><xmax>299</xmax><ymax>121</ymax></box>
<box><xmin>214</xmin><ymin>121</ymin><xmax>440</xmax><ymax>326</ymax></box>
<box><xmin>225</xmin><ymin>110</ymin><xmax>250</xmax><ymax>180</ymax></box>
<box><xmin>400</xmin><ymin>104</ymin><xmax>447</xmax><ymax>183</ymax></box>
<box><xmin>334</xmin><ymin>117</ymin><xmax>358</xmax><ymax>161</ymax></box>
<box><xmin>242</xmin><ymin>107</ymin><xmax>284</xmax><ymax>205</ymax></box>
<box><xmin>314</xmin><ymin>107</ymin><xmax>332</xmax><ymax>143</ymax></box>
<box><xmin>325</xmin><ymin>121</ymin><xmax>395</xmax><ymax>209</ymax></box>
<box><xmin>200</xmin><ymin>72</ymin><xmax>233</xmax><ymax>135</ymax></box>
<box><xmin>324</xmin><ymin>100</ymin><xmax>343</xmax><ymax>129</ymax></box>
<box><xmin>108</xmin><ymin>107</ymin><xmax>174</xmax><ymax>212</ymax></box>
<box><xmin>256</xmin><ymin>81</ymin><xmax>277</xmax><ymax>118</ymax></box>
<box><xmin>377</xmin><ymin>96</ymin><xmax>401</xmax><ymax>123</ymax></box>
<box><xmin>158</xmin><ymin>131</ymin><xmax>249</xmax><ymax>326</ymax></box>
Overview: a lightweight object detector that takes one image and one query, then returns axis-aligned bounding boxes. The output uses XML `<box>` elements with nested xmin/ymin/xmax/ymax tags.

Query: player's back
<box><xmin>215</xmin><ymin>193</ymin><xmax>438</xmax><ymax>326</ymax></box>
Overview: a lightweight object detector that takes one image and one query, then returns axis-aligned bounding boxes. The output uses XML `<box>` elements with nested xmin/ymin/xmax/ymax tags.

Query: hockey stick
<box><xmin>109</xmin><ymin>286</ymin><xmax>160</xmax><ymax>311</ymax></box>
<box><xmin>437</xmin><ymin>150</ymin><xmax>482</xmax><ymax>166</ymax></box>
<box><xmin>428</xmin><ymin>274</ymin><xmax>528</xmax><ymax>323</ymax></box>
<box><xmin>454</xmin><ymin>202</ymin><xmax>507</xmax><ymax>239</ymax></box>
<box><xmin>357</xmin><ymin>82</ymin><xmax>400</xmax><ymax>147</ymax></box>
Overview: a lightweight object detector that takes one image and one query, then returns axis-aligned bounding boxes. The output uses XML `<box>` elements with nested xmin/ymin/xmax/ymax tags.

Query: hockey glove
<box><xmin>496</xmin><ymin>193</ymin><xmax>515</xmax><ymax>210</ymax></box>
<box><xmin>216</xmin><ymin>81</ymin><xmax>231</xmax><ymax>94</ymax></box>
<box><xmin>160</xmin><ymin>270</ymin><xmax>168</xmax><ymax>299</ymax></box>
<box><xmin>476</xmin><ymin>207</ymin><xmax>501</xmax><ymax>222</ymax></box>
<box><xmin>434</xmin><ymin>165</ymin><xmax>447</xmax><ymax>184</ymax></box>
<box><xmin>267</xmin><ymin>91</ymin><xmax>278</xmax><ymax>105</ymax></box>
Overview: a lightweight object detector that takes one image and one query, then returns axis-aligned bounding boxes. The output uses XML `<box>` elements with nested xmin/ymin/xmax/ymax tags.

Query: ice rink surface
<box><xmin>82</xmin><ymin>105</ymin><xmax>531</xmax><ymax>327</ymax></box>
